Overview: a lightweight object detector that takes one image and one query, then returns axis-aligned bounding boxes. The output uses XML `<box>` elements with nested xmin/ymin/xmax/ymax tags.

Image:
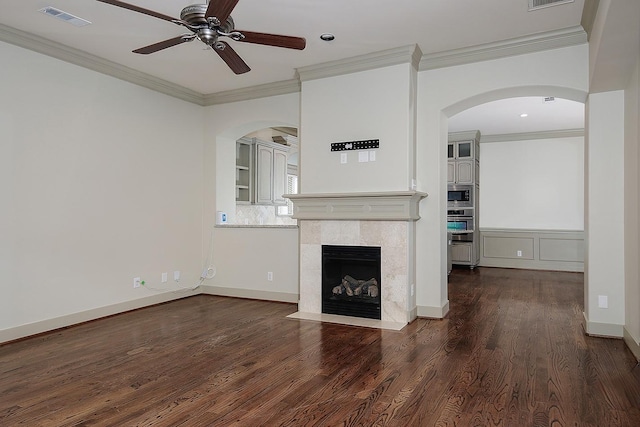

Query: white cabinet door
<box><xmin>272</xmin><ymin>149</ymin><xmax>288</xmax><ymax>205</ymax></box>
<box><xmin>451</xmin><ymin>242</ymin><xmax>472</xmax><ymax>263</ymax></box>
<box><xmin>455</xmin><ymin>160</ymin><xmax>473</xmax><ymax>184</ymax></box>
<box><xmin>447</xmin><ymin>162</ymin><xmax>456</xmax><ymax>184</ymax></box>
<box><xmin>255</xmin><ymin>144</ymin><xmax>273</xmax><ymax>205</ymax></box>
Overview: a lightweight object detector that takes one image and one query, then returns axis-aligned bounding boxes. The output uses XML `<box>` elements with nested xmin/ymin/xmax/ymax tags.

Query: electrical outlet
<box><xmin>133</xmin><ymin>277</ymin><xmax>141</xmax><ymax>288</ymax></box>
<box><xmin>174</xmin><ymin>271</ymin><xmax>180</xmax><ymax>281</ymax></box>
<box><xmin>411</xmin><ymin>283</ymin><xmax>415</xmax><ymax>296</ymax></box>
<box><xmin>517</xmin><ymin>250</ymin><xmax>523</xmax><ymax>257</ymax></box>
<box><xmin>340</xmin><ymin>153</ymin><xmax>347</xmax><ymax>164</ymax></box>
<box><xmin>161</xmin><ymin>272</ymin><xmax>168</xmax><ymax>283</ymax></box>
<box><xmin>598</xmin><ymin>295</ymin><xmax>608</xmax><ymax>309</ymax></box>
<box><xmin>267</xmin><ymin>272</ymin><xmax>273</xmax><ymax>281</ymax></box>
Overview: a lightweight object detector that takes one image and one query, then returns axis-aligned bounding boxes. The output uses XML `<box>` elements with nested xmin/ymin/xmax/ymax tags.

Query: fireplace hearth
<box><xmin>322</xmin><ymin>245</ymin><xmax>381</xmax><ymax>320</ymax></box>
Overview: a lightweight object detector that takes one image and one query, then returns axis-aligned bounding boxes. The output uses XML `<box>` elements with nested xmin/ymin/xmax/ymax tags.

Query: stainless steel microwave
<box><xmin>447</xmin><ymin>185</ymin><xmax>473</xmax><ymax>207</ymax></box>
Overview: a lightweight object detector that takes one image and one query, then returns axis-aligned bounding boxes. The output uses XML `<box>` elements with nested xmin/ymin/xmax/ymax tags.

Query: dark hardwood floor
<box><xmin>2</xmin><ymin>267</ymin><xmax>639</xmax><ymax>426</ymax></box>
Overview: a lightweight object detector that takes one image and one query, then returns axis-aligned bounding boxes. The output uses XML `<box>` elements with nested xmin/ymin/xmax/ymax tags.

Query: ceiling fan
<box><xmin>96</xmin><ymin>0</ymin><xmax>306</xmax><ymax>74</ymax></box>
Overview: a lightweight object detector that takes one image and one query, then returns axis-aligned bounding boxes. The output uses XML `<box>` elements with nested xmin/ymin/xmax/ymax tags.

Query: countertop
<box><xmin>214</xmin><ymin>224</ymin><xmax>298</xmax><ymax>229</ymax></box>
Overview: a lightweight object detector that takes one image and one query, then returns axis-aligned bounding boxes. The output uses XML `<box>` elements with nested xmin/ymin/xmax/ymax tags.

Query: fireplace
<box><xmin>322</xmin><ymin>245</ymin><xmax>381</xmax><ymax>320</ymax></box>
<box><xmin>285</xmin><ymin>191</ymin><xmax>427</xmax><ymax>329</ymax></box>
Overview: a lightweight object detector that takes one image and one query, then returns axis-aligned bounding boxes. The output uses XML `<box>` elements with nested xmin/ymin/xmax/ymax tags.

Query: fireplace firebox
<box><xmin>322</xmin><ymin>245</ymin><xmax>382</xmax><ymax>320</ymax></box>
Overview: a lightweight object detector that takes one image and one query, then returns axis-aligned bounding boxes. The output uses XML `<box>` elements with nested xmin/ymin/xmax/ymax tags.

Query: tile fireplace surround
<box><xmin>285</xmin><ymin>191</ymin><xmax>428</xmax><ymax>330</ymax></box>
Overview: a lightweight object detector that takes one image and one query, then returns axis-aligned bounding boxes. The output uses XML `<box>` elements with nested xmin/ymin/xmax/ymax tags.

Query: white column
<box><xmin>584</xmin><ymin>90</ymin><xmax>625</xmax><ymax>336</ymax></box>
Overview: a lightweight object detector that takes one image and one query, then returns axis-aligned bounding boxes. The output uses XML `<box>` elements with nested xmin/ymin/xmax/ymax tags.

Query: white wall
<box><xmin>479</xmin><ymin>137</ymin><xmax>584</xmax><ymax>230</ymax></box>
<box><xmin>300</xmin><ymin>64</ymin><xmax>414</xmax><ymax>194</ymax></box>
<box><xmin>0</xmin><ymin>42</ymin><xmax>205</xmax><ymax>341</ymax></box>
<box><xmin>416</xmin><ymin>44</ymin><xmax>589</xmax><ymax>316</ymax></box>
<box><xmin>624</xmin><ymin>57</ymin><xmax>640</xmax><ymax>346</ymax></box>
<box><xmin>203</xmin><ymin>94</ymin><xmax>301</xmax><ymax>299</ymax></box>
<box><xmin>205</xmin><ymin>94</ymin><xmax>300</xmax><ymax>224</ymax></box>
<box><xmin>584</xmin><ymin>90</ymin><xmax>625</xmax><ymax>335</ymax></box>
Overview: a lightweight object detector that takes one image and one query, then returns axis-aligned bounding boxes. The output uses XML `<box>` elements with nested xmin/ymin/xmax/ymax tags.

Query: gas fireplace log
<box><xmin>332</xmin><ymin>276</ymin><xmax>379</xmax><ymax>298</ymax></box>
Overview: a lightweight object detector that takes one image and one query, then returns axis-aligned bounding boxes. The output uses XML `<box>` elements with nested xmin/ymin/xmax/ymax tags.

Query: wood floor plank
<box><xmin>2</xmin><ymin>267</ymin><xmax>640</xmax><ymax>426</ymax></box>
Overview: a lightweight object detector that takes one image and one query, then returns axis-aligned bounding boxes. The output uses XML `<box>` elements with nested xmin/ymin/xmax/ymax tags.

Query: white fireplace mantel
<box><xmin>285</xmin><ymin>191</ymin><xmax>428</xmax><ymax>221</ymax></box>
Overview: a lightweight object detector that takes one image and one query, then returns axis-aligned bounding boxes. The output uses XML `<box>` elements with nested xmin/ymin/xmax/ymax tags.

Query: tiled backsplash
<box><xmin>235</xmin><ymin>205</ymin><xmax>297</xmax><ymax>226</ymax></box>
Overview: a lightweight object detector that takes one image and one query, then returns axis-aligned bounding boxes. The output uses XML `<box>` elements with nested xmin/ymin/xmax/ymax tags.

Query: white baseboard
<box><xmin>623</xmin><ymin>327</ymin><xmax>640</xmax><ymax>361</ymax></box>
<box><xmin>200</xmin><ymin>285</ymin><xmax>299</xmax><ymax>304</ymax></box>
<box><xmin>0</xmin><ymin>291</ymin><xmax>196</xmax><ymax>344</ymax></box>
<box><xmin>416</xmin><ymin>301</ymin><xmax>450</xmax><ymax>319</ymax></box>
<box><xmin>583</xmin><ymin>312</ymin><xmax>624</xmax><ymax>338</ymax></box>
<box><xmin>408</xmin><ymin>306</ymin><xmax>418</xmax><ymax>323</ymax></box>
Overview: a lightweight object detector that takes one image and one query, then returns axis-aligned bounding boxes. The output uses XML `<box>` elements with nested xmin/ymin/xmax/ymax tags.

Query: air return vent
<box><xmin>39</xmin><ymin>7</ymin><xmax>91</xmax><ymax>27</ymax></box>
<box><xmin>528</xmin><ymin>0</ymin><xmax>575</xmax><ymax>11</ymax></box>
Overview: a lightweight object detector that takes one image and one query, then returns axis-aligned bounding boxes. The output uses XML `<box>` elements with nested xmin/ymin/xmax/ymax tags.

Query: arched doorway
<box><xmin>446</xmin><ymin>95</ymin><xmax>585</xmax><ymax>271</ymax></box>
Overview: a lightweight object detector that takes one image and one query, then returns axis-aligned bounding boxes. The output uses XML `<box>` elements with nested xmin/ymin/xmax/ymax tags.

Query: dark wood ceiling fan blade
<box><xmin>96</xmin><ymin>0</ymin><xmax>177</xmax><ymax>22</ymax></box>
<box><xmin>205</xmin><ymin>0</ymin><xmax>240</xmax><ymax>23</ymax></box>
<box><xmin>237</xmin><ymin>31</ymin><xmax>306</xmax><ymax>50</ymax></box>
<box><xmin>214</xmin><ymin>41</ymin><xmax>251</xmax><ymax>74</ymax></box>
<box><xmin>133</xmin><ymin>36</ymin><xmax>189</xmax><ymax>55</ymax></box>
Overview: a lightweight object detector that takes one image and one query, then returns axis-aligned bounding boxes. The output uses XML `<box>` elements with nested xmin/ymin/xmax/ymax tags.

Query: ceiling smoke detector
<box><xmin>528</xmin><ymin>0</ymin><xmax>575</xmax><ymax>11</ymax></box>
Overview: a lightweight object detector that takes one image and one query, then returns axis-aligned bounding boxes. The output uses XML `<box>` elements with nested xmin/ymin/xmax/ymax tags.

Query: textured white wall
<box><xmin>479</xmin><ymin>137</ymin><xmax>584</xmax><ymax>230</ymax></box>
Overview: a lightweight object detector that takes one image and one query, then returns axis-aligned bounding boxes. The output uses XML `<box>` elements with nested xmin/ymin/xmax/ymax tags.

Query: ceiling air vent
<box><xmin>528</xmin><ymin>0</ymin><xmax>575</xmax><ymax>11</ymax></box>
<box><xmin>39</xmin><ymin>7</ymin><xmax>91</xmax><ymax>27</ymax></box>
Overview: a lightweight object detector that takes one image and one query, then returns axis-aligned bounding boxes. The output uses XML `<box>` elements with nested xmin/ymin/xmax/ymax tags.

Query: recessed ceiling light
<box><xmin>320</xmin><ymin>33</ymin><xmax>335</xmax><ymax>41</ymax></box>
<box><xmin>520</xmin><ymin>113</ymin><xmax>529</xmax><ymax>118</ymax></box>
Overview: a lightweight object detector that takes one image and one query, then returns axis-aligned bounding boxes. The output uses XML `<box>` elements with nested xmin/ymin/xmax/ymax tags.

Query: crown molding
<box><xmin>297</xmin><ymin>44</ymin><xmax>422</xmax><ymax>82</ymax></box>
<box><xmin>2</xmin><ymin>21</ymin><xmax>587</xmax><ymax>106</ymax></box>
<box><xmin>448</xmin><ymin>130</ymin><xmax>481</xmax><ymax>142</ymax></box>
<box><xmin>420</xmin><ymin>26</ymin><xmax>587</xmax><ymax>71</ymax></box>
<box><xmin>480</xmin><ymin>128</ymin><xmax>584</xmax><ymax>143</ymax></box>
<box><xmin>0</xmin><ymin>23</ymin><xmax>205</xmax><ymax>105</ymax></box>
<box><xmin>203</xmin><ymin>79</ymin><xmax>300</xmax><ymax>106</ymax></box>
<box><xmin>581</xmin><ymin>0</ymin><xmax>600</xmax><ymax>40</ymax></box>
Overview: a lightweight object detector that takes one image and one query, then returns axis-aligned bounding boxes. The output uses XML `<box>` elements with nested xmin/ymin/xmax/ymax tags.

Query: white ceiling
<box><xmin>0</xmin><ymin>0</ymin><xmax>589</xmax><ymax>134</ymax></box>
<box><xmin>448</xmin><ymin>96</ymin><xmax>585</xmax><ymax>136</ymax></box>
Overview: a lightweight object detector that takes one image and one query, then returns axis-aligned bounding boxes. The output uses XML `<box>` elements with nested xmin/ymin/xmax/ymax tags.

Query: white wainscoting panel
<box><xmin>479</xmin><ymin>229</ymin><xmax>584</xmax><ymax>272</ymax></box>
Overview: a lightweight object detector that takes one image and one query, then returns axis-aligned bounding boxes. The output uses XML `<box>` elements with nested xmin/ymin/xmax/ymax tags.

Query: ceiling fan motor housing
<box><xmin>180</xmin><ymin>4</ymin><xmax>209</xmax><ymax>26</ymax></box>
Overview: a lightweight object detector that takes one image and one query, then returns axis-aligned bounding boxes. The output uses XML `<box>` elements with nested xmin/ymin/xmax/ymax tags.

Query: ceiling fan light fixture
<box><xmin>320</xmin><ymin>33</ymin><xmax>335</xmax><ymax>41</ymax></box>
